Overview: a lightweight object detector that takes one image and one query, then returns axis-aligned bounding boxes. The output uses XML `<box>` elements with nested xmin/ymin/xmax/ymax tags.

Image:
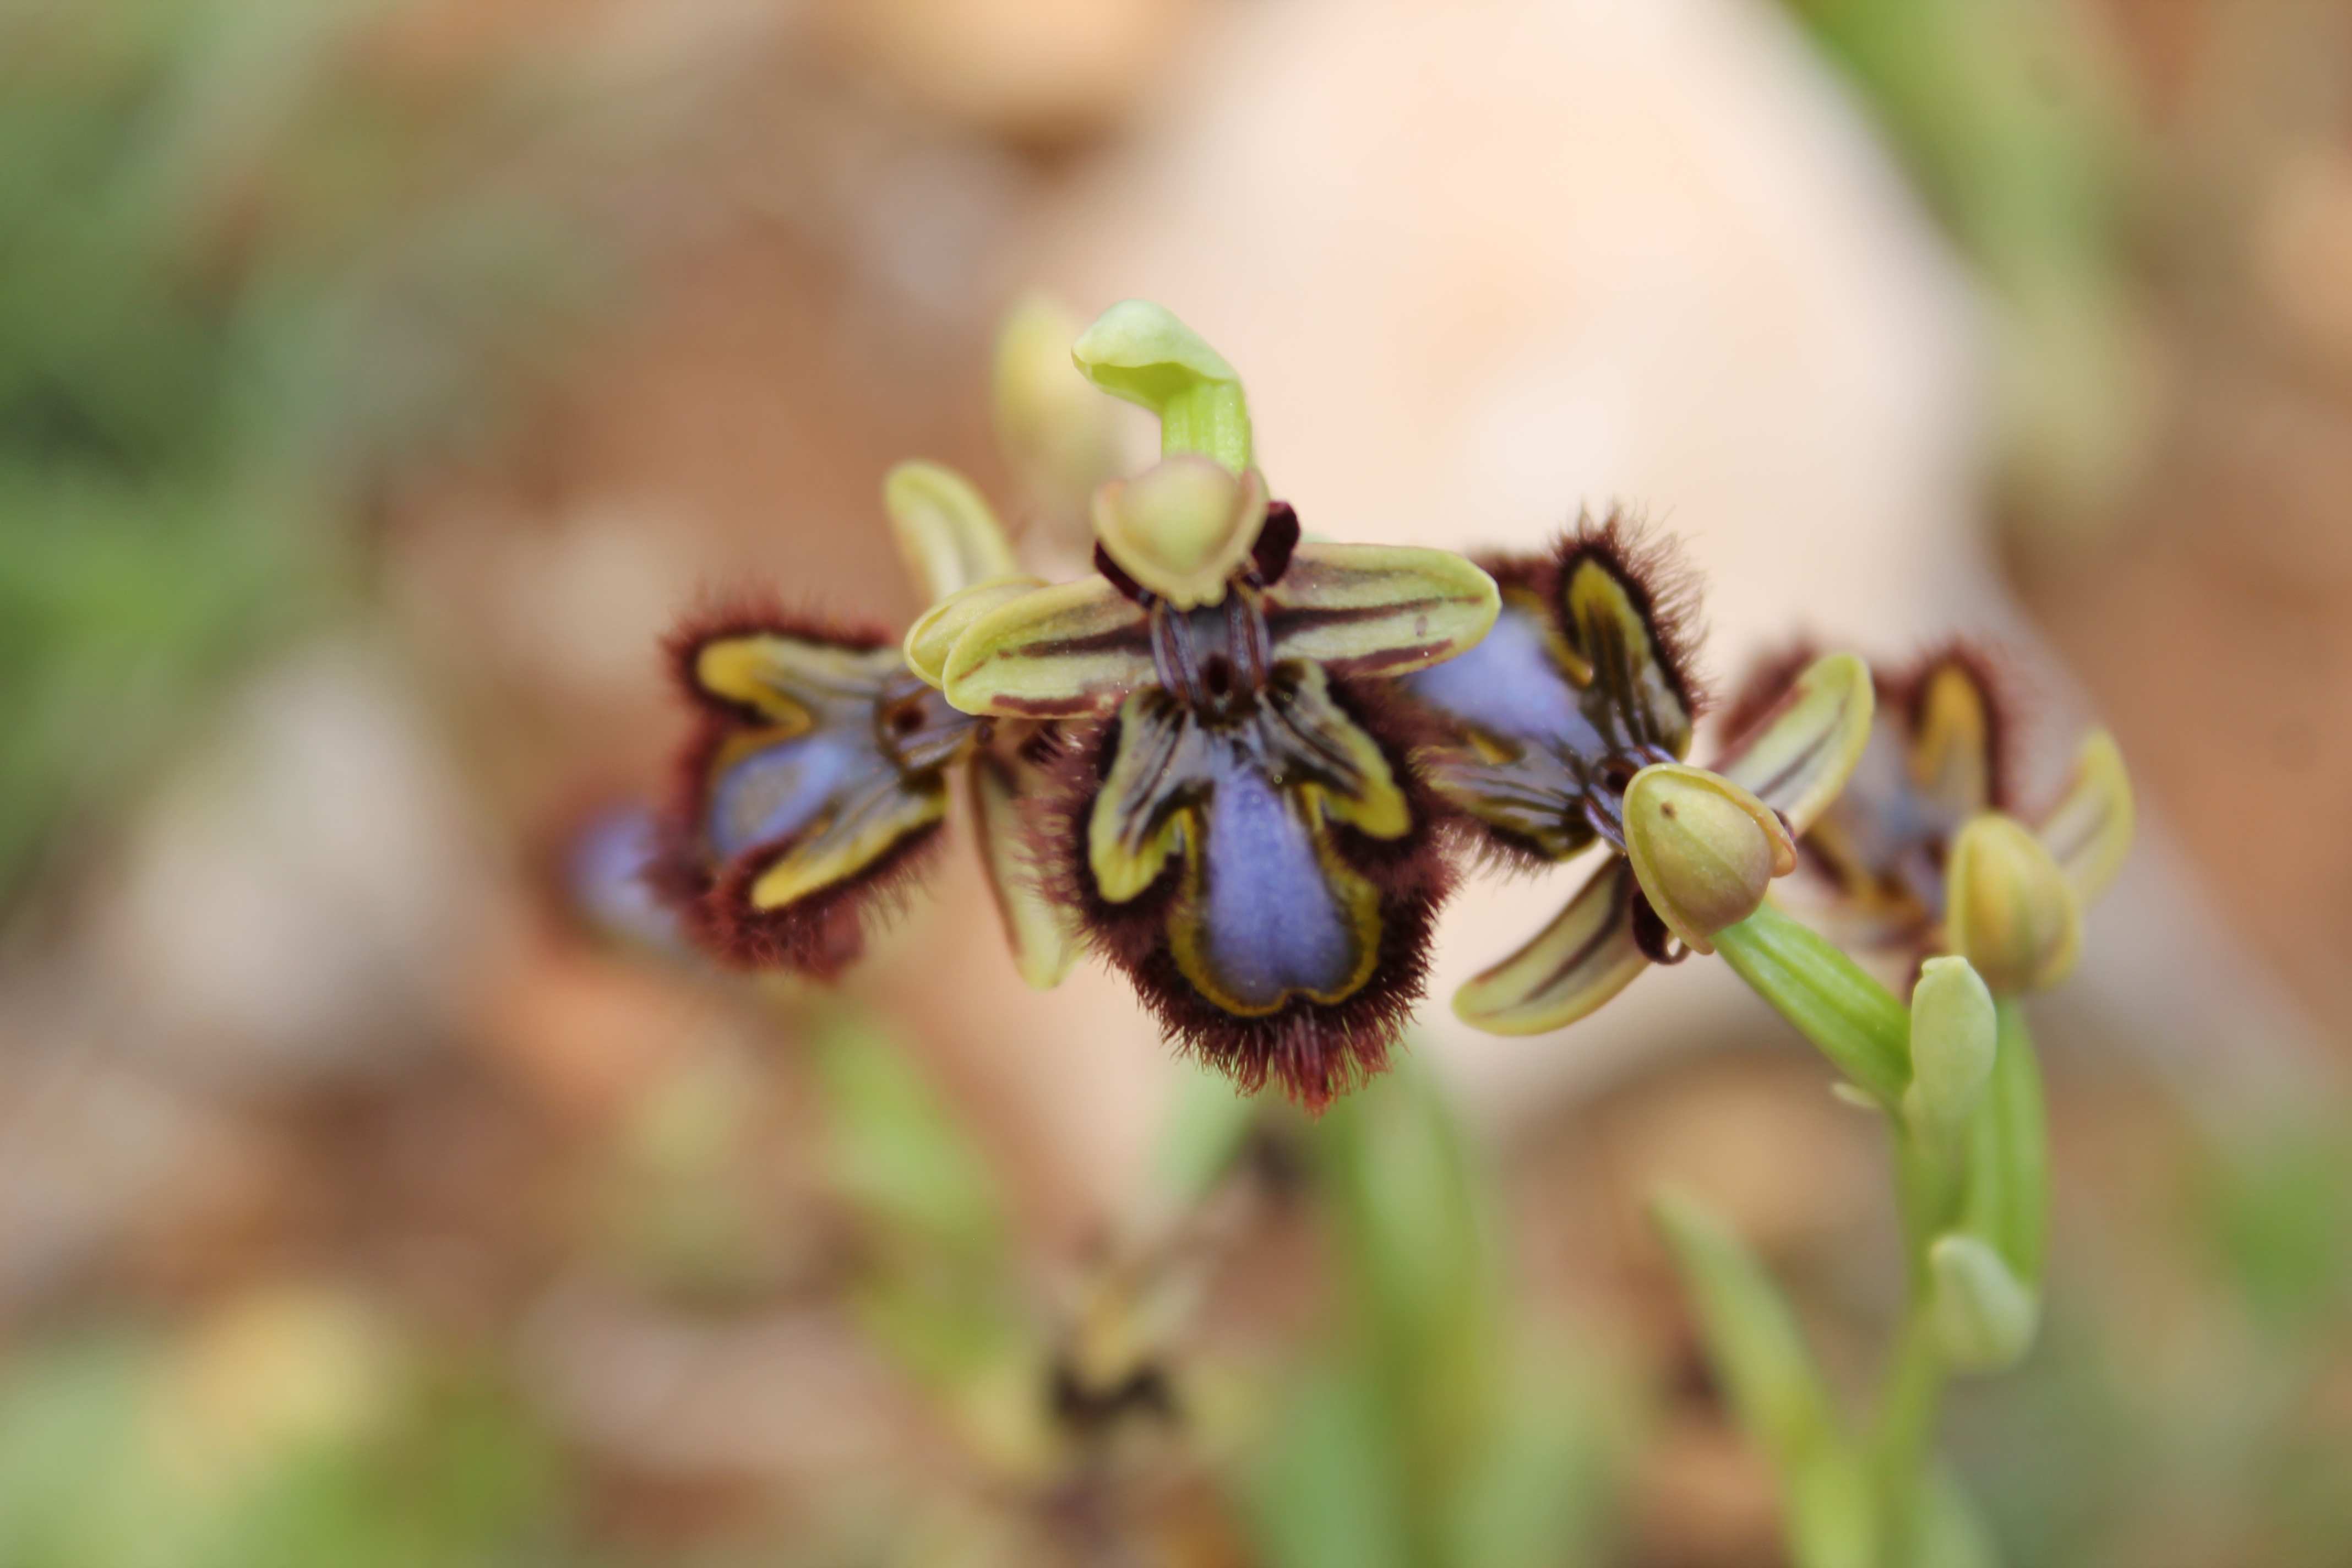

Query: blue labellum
<box><xmin>1197</xmin><ymin>758</ymin><xmax>1358</xmax><ymax>1008</ymax></box>
<box><xmin>707</xmin><ymin>732</ymin><xmax>862</xmax><ymax>858</ymax></box>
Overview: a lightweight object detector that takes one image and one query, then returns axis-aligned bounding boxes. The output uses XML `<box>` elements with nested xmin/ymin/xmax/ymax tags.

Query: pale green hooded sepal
<box><xmin>1072</xmin><ymin>299</ymin><xmax>1252</xmax><ymax>475</ymax></box>
<box><xmin>1903</xmin><ymin>956</ymin><xmax>1996</xmax><ymax>1147</ymax></box>
<box><xmin>1091</xmin><ymin>454</ymin><xmax>1269</xmax><ymax>609</ymax></box>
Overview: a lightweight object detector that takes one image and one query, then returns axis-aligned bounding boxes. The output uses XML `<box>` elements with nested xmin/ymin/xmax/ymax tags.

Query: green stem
<box><xmin>1874</xmin><ymin>1125</ymin><xmax>1958</xmax><ymax>1560</ymax></box>
<box><xmin>1714</xmin><ymin>901</ymin><xmax>1912</xmax><ymax>1105</ymax></box>
<box><xmin>1871</xmin><ymin>1299</ymin><xmax>1947</xmax><ymax>1560</ymax></box>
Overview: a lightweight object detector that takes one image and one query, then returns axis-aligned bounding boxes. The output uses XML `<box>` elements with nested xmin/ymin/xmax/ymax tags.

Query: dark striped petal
<box><xmin>942</xmin><ymin>577</ymin><xmax>1154</xmax><ymax>718</ymax></box>
<box><xmin>1262</xmin><ymin>543</ymin><xmax>1500</xmax><ymax>678</ymax></box>
<box><xmin>1452</xmin><ymin>858</ymin><xmax>1648</xmax><ymax>1034</ymax></box>
<box><xmin>1714</xmin><ymin>652</ymin><xmax>1875</xmax><ymax>834</ymax></box>
<box><xmin>1561</xmin><ymin>550</ymin><xmax>1694</xmax><ymax>758</ymax></box>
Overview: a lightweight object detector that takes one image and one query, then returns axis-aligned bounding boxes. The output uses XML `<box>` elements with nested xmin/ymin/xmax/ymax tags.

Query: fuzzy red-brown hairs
<box><xmin>1482</xmin><ymin>510</ymin><xmax>1709</xmax><ymax>728</ymax></box>
<box><xmin>1030</xmin><ymin>677</ymin><xmax>1455</xmax><ymax>1115</ymax></box>
<box><xmin>646</xmin><ymin>815</ymin><xmax>944</xmax><ymax>979</ymax></box>
<box><xmin>650</xmin><ymin>592</ymin><xmax>935</xmax><ymax>978</ymax></box>
<box><xmin>1717</xmin><ymin>639</ymin><xmax>1822</xmax><ymax>751</ymax></box>
<box><xmin>1879</xmin><ymin>640</ymin><xmax>2019</xmax><ymax>814</ymax></box>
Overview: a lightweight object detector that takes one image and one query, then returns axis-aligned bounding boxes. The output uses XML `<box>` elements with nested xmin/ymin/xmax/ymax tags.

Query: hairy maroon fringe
<box><xmin>1880</xmin><ymin>640</ymin><xmax>2020</xmax><ymax>814</ymax></box>
<box><xmin>1480</xmin><ymin>509</ymin><xmax>1710</xmax><ymax>728</ymax></box>
<box><xmin>1717</xmin><ymin>639</ymin><xmax>1822</xmax><ymax>750</ymax></box>
<box><xmin>651</xmin><ymin>589</ymin><xmax>931</xmax><ymax>977</ymax></box>
<box><xmin>1028</xmin><ymin>677</ymin><xmax>1456</xmax><ymax>1115</ymax></box>
<box><xmin>646</xmin><ymin>804</ymin><xmax>945</xmax><ymax>978</ymax></box>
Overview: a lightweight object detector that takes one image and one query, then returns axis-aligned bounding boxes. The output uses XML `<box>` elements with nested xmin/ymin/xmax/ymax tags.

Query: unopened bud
<box><xmin>1929</xmin><ymin>1233</ymin><xmax>2038</xmax><ymax>1371</ymax></box>
<box><xmin>1903</xmin><ymin>956</ymin><xmax>1996</xmax><ymax>1144</ymax></box>
<box><xmin>1091</xmin><ymin>455</ymin><xmax>1269</xmax><ymax>609</ymax></box>
<box><xmin>1622</xmin><ymin>764</ymin><xmax>1799</xmax><ymax>955</ymax></box>
<box><xmin>1946</xmin><ymin>813</ymin><xmax>2082</xmax><ymax>995</ymax></box>
<box><xmin>1072</xmin><ymin>299</ymin><xmax>1253</xmax><ymax>475</ymax></box>
<box><xmin>995</xmin><ymin>295</ymin><xmax>1121</xmax><ymax>537</ymax></box>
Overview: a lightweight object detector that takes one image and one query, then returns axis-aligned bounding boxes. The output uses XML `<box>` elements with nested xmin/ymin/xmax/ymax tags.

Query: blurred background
<box><xmin>3</xmin><ymin>0</ymin><xmax>2350</xmax><ymax>1563</ymax></box>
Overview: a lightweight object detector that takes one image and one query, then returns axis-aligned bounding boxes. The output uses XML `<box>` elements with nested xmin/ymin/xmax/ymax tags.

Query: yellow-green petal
<box><xmin>746</xmin><ymin>773</ymin><xmax>949</xmax><ymax>910</ymax></box>
<box><xmin>694</xmin><ymin>635</ymin><xmax>902</xmax><ymax>729</ymax></box>
<box><xmin>903</xmin><ymin>576</ymin><xmax>1047</xmax><ymax>689</ymax></box>
<box><xmin>1910</xmin><ymin>659</ymin><xmax>1996</xmax><ymax>819</ymax></box>
<box><xmin>1263</xmin><ymin>543</ymin><xmax>1500</xmax><ymax>676</ymax></box>
<box><xmin>883</xmin><ymin>460</ymin><xmax>1019</xmax><ymax>607</ymax></box>
<box><xmin>2035</xmin><ymin>728</ymin><xmax>2133</xmax><ymax>904</ymax></box>
<box><xmin>941</xmin><ymin>577</ymin><xmax>1153</xmax><ymax>718</ymax></box>
<box><xmin>969</xmin><ymin>745</ymin><xmax>1082</xmax><ymax>989</ymax></box>
<box><xmin>1453</xmin><ymin>858</ymin><xmax>1649</xmax><ymax>1035</ymax></box>
<box><xmin>992</xmin><ymin>293</ymin><xmax>1119</xmax><ymax>546</ymax></box>
<box><xmin>1714</xmin><ymin>652</ymin><xmax>1876</xmax><ymax>834</ymax></box>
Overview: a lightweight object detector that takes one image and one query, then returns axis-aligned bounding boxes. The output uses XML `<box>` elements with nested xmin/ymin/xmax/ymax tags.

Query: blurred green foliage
<box><xmin>0</xmin><ymin>1332</ymin><xmax>575</xmax><ymax>1568</ymax></box>
<box><xmin>1248</xmin><ymin>1057</ymin><xmax>1618</xmax><ymax>1568</ymax></box>
<box><xmin>0</xmin><ymin>0</ymin><xmax>589</xmax><ymax>905</ymax></box>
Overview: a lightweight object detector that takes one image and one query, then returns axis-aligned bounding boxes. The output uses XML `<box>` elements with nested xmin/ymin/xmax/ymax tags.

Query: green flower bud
<box><xmin>1090</xmin><ymin>454</ymin><xmax>1270</xmax><ymax>609</ymax></box>
<box><xmin>1945</xmin><ymin>813</ymin><xmax>2082</xmax><ymax>995</ymax></box>
<box><xmin>1072</xmin><ymin>299</ymin><xmax>1253</xmax><ymax>475</ymax></box>
<box><xmin>1929</xmin><ymin>1233</ymin><xmax>2039</xmax><ymax>1371</ymax></box>
<box><xmin>992</xmin><ymin>293</ymin><xmax>1121</xmax><ymax>547</ymax></box>
<box><xmin>1903</xmin><ymin>955</ymin><xmax>1996</xmax><ymax>1145</ymax></box>
<box><xmin>1622</xmin><ymin>764</ymin><xmax>1799</xmax><ymax>956</ymax></box>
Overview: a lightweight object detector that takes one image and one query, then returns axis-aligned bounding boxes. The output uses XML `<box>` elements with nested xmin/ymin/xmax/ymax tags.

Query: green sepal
<box><xmin>882</xmin><ymin>460</ymin><xmax>1019</xmax><ymax>607</ymax></box>
<box><xmin>1072</xmin><ymin>299</ymin><xmax>1253</xmax><ymax>475</ymax></box>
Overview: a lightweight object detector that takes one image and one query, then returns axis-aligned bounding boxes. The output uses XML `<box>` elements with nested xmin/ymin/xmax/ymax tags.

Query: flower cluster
<box><xmin>650</xmin><ymin>297</ymin><xmax>2130</xmax><ymax>1111</ymax></box>
<box><xmin>657</xmin><ymin>302</ymin><xmax>1496</xmax><ymax>1109</ymax></box>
